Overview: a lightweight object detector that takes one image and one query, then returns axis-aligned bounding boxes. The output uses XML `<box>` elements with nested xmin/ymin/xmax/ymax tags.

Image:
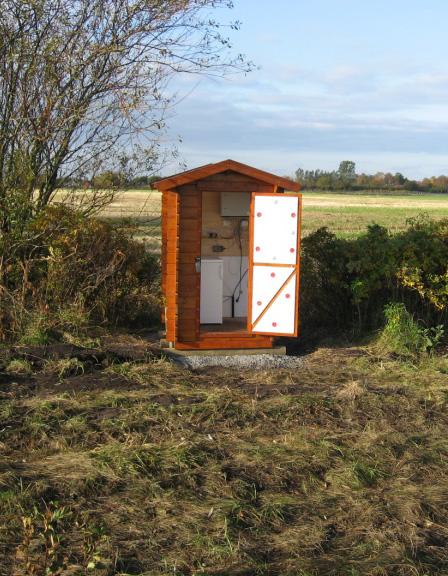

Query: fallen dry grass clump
<box><xmin>1</xmin><ymin>343</ymin><xmax>448</xmax><ymax>575</ymax></box>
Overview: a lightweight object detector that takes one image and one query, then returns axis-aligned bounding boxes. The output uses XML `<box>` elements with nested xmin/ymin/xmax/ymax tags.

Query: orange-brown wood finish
<box><xmin>157</xmin><ymin>160</ymin><xmax>301</xmax><ymax>350</ymax></box>
<box><xmin>195</xmin><ymin>171</ymin><xmax>273</xmax><ymax>194</ymax></box>
<box><xmin>175</xmin><ymin>332</ymin><xmax>273</xmax><ymax>350</ymax></box>
<box><xmin>153</xmin><ymin>159</ymin><xmax>300</xmax><ymax>193</ymax></box>
<box><xmin>162</xmin><ymin>190</ymin><xmax>179</xmax><ymax>343</ymax></box>
<box><xmin>176</xmin><ymin>184</ymin><xmax>202</xmax><ymax>343</ymax></box>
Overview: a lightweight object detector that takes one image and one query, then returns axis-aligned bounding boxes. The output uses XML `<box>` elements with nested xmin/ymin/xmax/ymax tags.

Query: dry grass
<box><xmin>93</xmin><ymin>189</ymin><xmax>448</xmax><ymax>243</ymax></box>
<box><xmin>301</xmin><ymin>192</ymin><xmax>448</xmax><ymax>238</ymax></box>
<box><xmin>1</xmin><ymin>344</ymin><xmax>448</xmax><ymax>575</ymax></box>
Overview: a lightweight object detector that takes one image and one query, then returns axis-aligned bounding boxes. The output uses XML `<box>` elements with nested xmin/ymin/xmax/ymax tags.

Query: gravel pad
<box><xmin>169</xmin><ymin>354</ymin><xmax>305</xmax><ymax>370</ymax></box>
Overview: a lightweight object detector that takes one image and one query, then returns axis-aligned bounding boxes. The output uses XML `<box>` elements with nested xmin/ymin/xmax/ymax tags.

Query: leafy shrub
<box><xmin>300</xmin><ymin>216</ymin><xmax>448</xmax><ymax>341</ymax></box>
<box><xmin>299</xmin><ymin>227</ymin><xmax>350</xmax><ymax>334</ymax></box>
<box><xmin>378</xmin><ymin>303</ymin><xmax>444</xmax><ymax>357</ymax></box>
<box><xmin>0</xmin><ymin>205</ymin><xmax>161</xmax><ymax>342</ymax></box>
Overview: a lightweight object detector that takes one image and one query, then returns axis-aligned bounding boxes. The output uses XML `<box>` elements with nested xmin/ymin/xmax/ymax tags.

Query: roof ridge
<box><xmin>153</xmin><ymin>159</ymin><xmax>300</xmax><ymax>192</ymax></box>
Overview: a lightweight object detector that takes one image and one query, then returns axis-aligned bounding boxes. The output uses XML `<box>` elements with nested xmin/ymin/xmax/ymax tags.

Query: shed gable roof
<box><xmin>153</xmin><ymin>159</ymin><xmax>300</xmax><ymax>191</ymax></box>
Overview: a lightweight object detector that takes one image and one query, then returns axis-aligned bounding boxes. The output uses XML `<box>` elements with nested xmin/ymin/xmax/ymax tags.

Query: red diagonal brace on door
<box><xmin>251</xmin><ymin>267</ymin><xmax>297</xmax><ymax>331</ymax></box>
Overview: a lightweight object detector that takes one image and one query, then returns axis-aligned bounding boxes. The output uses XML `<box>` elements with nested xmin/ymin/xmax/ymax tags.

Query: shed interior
<box><xmin>200</xmin><ymin>189</ymin><xmax>250</xmax><ymax>334</ymax></box>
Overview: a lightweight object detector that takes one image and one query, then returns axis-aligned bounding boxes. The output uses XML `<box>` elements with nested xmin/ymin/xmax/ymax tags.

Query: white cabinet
<box><xmin>200</xmin><ymin>258</ymin><xmax>223</xmax><ymax>324</ymax></box>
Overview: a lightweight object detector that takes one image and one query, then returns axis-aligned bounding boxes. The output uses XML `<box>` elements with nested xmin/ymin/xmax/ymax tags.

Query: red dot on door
<box><xmin>290</xmin><ymin>248</ymin><xmax>295</xmax><ymax>253</ymax></box>
<box><xmin>272</xmin><ymin>322</ymin><xmax>277</xmax><ymax>327</ymax></box>
<box><xmin>257</xmin><ymin>301</ymin><xmax>262</xmax><ymax>306</ymax></box>
<box><xmin>257</xmin><ymin>212</ymin><xmax>262</xmax><ymax>217</ymax></box>
<box><xmin>270</xmin><ymin>272</ymin><xmax>276</xmax><ymax>278</ymax></box>
<box><xmin>291</xmin><ymin>212</ymin><xmax>296</xmax><ymax>218</ymax></box>
<box><xmin>256</xmin><ymin>246</ymin><xmax>260</xmax><ymax>252</ymax></box>
<box><xmin>285</xmin><ymin>293</ymin><xmax>291</xmax><ymax>299</ymax></box>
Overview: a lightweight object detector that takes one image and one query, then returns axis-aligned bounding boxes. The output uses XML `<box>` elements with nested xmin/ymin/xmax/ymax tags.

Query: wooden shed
<box><xmin>154</xmin><ymin>159</ymin><xmax>302</xmax><ymax>351</ymax></box>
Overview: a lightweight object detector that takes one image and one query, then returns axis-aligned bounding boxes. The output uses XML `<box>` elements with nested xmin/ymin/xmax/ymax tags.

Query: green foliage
<box><xmin>295</xmin><ymin>160</ymin><xmax>448</xmax><ymax>192</ymax></box>
<box><xmin>0</xmin><ymin>205</ymin><xmax>161</xmax><ymax>342</ymax></box>
<box><xmin>379</xmin><ymin>303</ymin><xmax>444</xmax><ymax>357</ymax></box>
<box><xmin>338</xmin><ymin>160</ymin><xmax>356</xmax><ymax>188</ymax></box>
<box><xmin>352</xmin><ymin>461</ymin><xmax>386</xmax><ymax>487</ymax></box>
<box><xmin>18</xmin><ymin>312</ymin><xmax>54</xmax><ymax>345</ymax></box>
<box><xmin>300</xmin><ymin>216</ymin><xmax>448</xmax><ymax>340</ymax></box>
<box><xmin>19</xmin><ymin>502</ymin><xmax>73</xmax><ymax>575</ymax></box>
<box><xmin>5</xmin><ymin>358</ymin><xmax>33</xmax><ymax>375</ymax></box>
<box><xmin>299</xmin><ymin>227</ymin><xmax>350</xmax><ymax>332</ymax></box>
<box><xmin>381</xmin><ymin>303</ymin><xmax>424</xmax><ymax>357</ymax></box>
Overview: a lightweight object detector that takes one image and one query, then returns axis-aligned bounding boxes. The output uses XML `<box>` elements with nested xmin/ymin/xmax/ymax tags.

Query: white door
<box><xmin>248</xmin><ymin>193</ymin><xmax>301</xmax><ymax>336</ymax></box>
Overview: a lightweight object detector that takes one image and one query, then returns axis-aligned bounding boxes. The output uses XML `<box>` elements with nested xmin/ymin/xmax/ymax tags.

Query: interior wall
<box><xmin>201</xmin><ymin>190</ymin><xmax>249</xmax><ymax>257</ymax></box>
<box><xmin>201</xmin><ymin>190</ymin><xmax>249</xmax><ymax>318</ymax></box>
<box><xmin>222</xmin><ymin>256</ymin><xmax>248</xmax><ymax>317</ymax></box>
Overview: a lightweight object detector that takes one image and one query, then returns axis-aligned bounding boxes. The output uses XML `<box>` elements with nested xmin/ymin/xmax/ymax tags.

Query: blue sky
<box><xmin>166</xmin><ymin>0</ymin><xmax>448</xmax><ymax>178</ymax></box>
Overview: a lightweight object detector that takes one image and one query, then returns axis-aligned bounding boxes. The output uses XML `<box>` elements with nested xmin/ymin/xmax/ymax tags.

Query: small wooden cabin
<box><xmin>154</xmin><ymin>159</ymin><xmax>302</xmax><ymax>351</ymax></box>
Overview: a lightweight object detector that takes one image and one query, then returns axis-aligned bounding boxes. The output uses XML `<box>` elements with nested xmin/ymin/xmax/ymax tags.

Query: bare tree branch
<box><xmin>0</xmin><ymin>0</ymin><xmax>252</xmax><ymax>231</ymax></box>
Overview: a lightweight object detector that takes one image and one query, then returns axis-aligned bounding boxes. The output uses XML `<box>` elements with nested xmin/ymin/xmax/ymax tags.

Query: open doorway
<box><xmin>199</xmin><ymin>190</ymin><xmax>250</xmax><ymax>334</ymax></box>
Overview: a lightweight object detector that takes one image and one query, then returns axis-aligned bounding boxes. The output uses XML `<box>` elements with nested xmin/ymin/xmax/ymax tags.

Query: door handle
<box><xmin>195</xmin><ymin>257</ymin><xmax>201</xmax><ymax>273</ymax></box>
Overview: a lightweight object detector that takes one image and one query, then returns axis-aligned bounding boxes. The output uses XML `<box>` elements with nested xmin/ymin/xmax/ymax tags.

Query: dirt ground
<box><xmin>1</xmin><ymin>339</ymin><xmax>448</xmax><ymax>576</ymax></box>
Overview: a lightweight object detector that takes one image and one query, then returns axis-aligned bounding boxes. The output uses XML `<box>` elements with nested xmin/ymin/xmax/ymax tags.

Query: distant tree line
<box><xmin>295</xmin><ymin>161</ymin><xmax>448</xmax><ymax>193</ymax></box>
<box><xmin>90</xmin><ymin>173</ymin><xmax>161</xmax><ymax>190</ymax></box>
<box><xmin>68</xmin><ymin>161</ymin><xmax>448</xmax><ymax>193</ymax></box>
<box><xmin>60</xmin><ymin>173</ymin><xmax>161</xmax><ymax>190</ymax></box>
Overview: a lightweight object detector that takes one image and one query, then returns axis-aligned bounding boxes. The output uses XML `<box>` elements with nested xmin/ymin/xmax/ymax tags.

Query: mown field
<box><xmin>98</xmin><ymin>190</ymin><xmax>448</xmax><ymax>245</ymax></box>
<box><xmin>302</xmin><ymin>191</ymin><xmax>448</xmax><ymax>238</ymax></box>
<box><xmin>1</xmin><ymin>341</ymin><xmax>448</xmax><ymax>575</ymax></box>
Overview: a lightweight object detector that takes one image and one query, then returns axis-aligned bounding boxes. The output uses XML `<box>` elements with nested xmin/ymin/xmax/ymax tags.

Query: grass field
<box><xmin>99</xmin><ymin>190</ymin><xmax>448</xmax><ymax>245</ymax></box>
<box><xmin>2</xmin><ymin>342</ymin><xmax>448</xmax><ymax>575</ymax></box>
<box><xmin>3</xmin><ymin>191</ymin><xmax>448</xmax><ymax>575</ymax></box>
<box><xmin>302</xmin><ymin>191</ymin><xmax>448</xmax><ymax>238</ymax></box>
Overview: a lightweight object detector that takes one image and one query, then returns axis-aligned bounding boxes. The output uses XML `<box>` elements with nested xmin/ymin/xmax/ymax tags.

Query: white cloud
<box><xmin>165</xmin><ymin>58</ymin><xmax>448</xmax><ymax>178</ymax></box>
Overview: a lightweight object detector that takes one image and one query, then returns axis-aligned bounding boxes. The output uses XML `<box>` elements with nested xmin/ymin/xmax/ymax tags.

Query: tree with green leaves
<box><xmin>337</xmin><ymin>160</ymin><xmax>356</xmax><ymax>188</ymax></box>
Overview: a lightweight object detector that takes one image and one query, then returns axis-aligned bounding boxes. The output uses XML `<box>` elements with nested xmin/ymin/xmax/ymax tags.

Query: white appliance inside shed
<box><xmin>200</xmin><ymin>258</ymin><xmax>223</xmax><ymax>324</ymax></box>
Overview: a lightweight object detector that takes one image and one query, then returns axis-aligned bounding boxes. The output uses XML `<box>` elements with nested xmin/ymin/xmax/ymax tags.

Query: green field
<box><xmin>99</xmin><ymin>190</ymin><xmax>448</xmax><ymax>245</ymax></box>
<box><xmin>301</xmin><ymin>191</ymin><xmax>448</xmax><ymax>238</ymax></box>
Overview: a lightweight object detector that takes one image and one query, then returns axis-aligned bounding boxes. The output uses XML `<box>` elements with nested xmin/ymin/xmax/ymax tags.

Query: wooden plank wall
<box><xmin>177</xmin><ymin>184</ymin><xmax>202</xmax><ymax>343</ymax></box>
<box><xmin>162</xmin><ymin>190</ymin><xmax>179</xmax><ymax>343</ymax></box>
<box><xmin>196</xmin><ymin>170</ymin><xmax>274</xmax><ymax>193</ymax></box>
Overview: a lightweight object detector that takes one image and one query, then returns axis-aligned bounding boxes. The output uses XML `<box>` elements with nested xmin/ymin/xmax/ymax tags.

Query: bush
<box><xmin>0</xmin><ymin>205</ymin><xmax>161</xmax><ymax>342</ymax></box>
<box><xmin>379</xmin><ymin>302</ymin><xmax>444</xmax><ymax>357</ymax></box>
<box><xmin>300</xmin><ymin>216</ymin><xmax>448</xmax><ymax>341</ymax></box>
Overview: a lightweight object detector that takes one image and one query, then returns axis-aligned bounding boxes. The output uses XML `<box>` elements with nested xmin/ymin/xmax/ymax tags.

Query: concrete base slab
<box><xmin>164</xmin><ymin>350</ymin><xmax>303</xmax><ymax>370</ymax></box>
<box><xmin>163</xmin><ymin>346</ymin><xmax>286</xmax><ymax>358</ymax></box>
